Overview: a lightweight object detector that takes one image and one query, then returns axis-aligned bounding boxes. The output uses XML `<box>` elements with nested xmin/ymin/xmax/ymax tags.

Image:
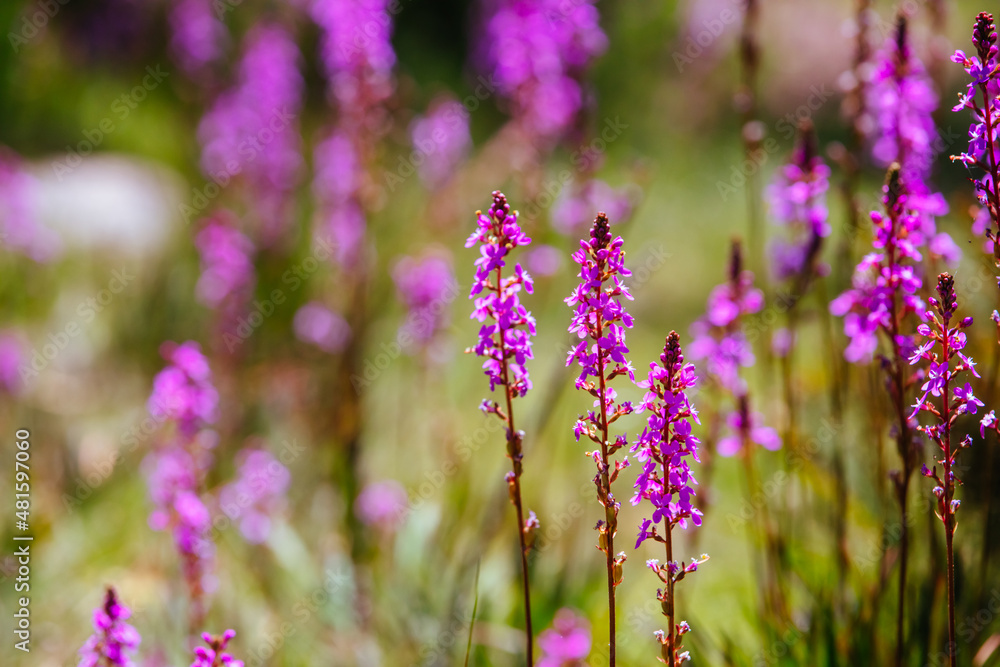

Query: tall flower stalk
<box><xmin>192</xmin><ymin>629</ymin><xmax>244</xmax><ymax>667</ymax></box>
<box><xmin>830</xmin><ymin>165</ymin><xmax>925</xmax><ymax>664</ymax></box>
<box><xmin>566</xmin><ymin>212</ymin><xmax>635</xmax><ymax>666</ymax></box>
<box><xmin>909</xmin><ymin>274</ymin><xmax>983</xmax><ymax>667</ymax></box>
<box><xmin>632</xmin><ymin>332</ymin><xmax>708</xmax><ymax>665</ymax></box>
<box><xmin>466</xmin><ymin>191</ymin><xmax>537</xmax><ymax>664</ymax></box>
<box><xmin>78</xmin><ymin>588</ymin><xmax>141</xmax><ymax>667</ymax></box>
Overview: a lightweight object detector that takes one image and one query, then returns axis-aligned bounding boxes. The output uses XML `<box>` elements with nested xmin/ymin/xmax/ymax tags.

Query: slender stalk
<box><xmin>595</xmin><ymin>324</ymin><xmax>616</xmax><ymax>667</ymax></box>
<box><xmin>939</xmin><ymin>316</ymin><xmax>956</xmax><ymax>667</ymax></box>
<box><xmin>665</xmin><ymin>520</ymin><xmax>675</xmax><ymax>667</ymax></box>
<box><xmin>493</xmin><ymin>263</ymin><xmax>533</xmax><ymax>666</ymax></box>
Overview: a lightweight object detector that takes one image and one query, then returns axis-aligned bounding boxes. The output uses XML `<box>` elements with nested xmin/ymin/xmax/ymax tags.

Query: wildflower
<box><xmin>78</xmin><ymin>588</ymin><xmax>141</xmax><ymax>667</ymax></box>
<box><xmin>168</xmin><ymin>0</ymin><xmax>226</xmax><ymax>78</ymax></box>
<box><xmin>292</xmin><ymin>302</ymin><xmax>351</xmax><ymax>354</ymax></box>
<box><xmin>191</xmin><ymin>630</ymin><xmax>243</xmax><ymax>667</ymax></box>
<box><xmin>354</xmin><ymin>480</ymin><xmax>409</xmax><ymax>529</ymax></box>
<box><xmin>538</xmin><ymin>609</ymin><xmax>591</xmax><ymax>667</ymax></box>
<box><xmin>409</xmin><ymin>98</ymin><xmax>471</xmax><ymax>189</ymax></box>
<box><xmin>217</xmin><ymin>449</ymin><xmax>290</xmax><ymax>544</ymax></box>
<box><xmin>392</xmin><ymin>253</ymin><xmax>458</xmax><ymax>353</ymax></box>
<box><xmin>194</xmin><ymin>215</ymin><xmax>255</xmax><ymax>311</ymax></box>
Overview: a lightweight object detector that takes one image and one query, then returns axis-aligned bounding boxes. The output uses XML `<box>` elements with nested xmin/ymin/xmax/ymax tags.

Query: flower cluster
<box><xmin>144</xmin><ymin>341</ymin><xmax>219</xmax><ymax>624</ymax></box>
<box><xmin>467</xmin><ymin>191</ymin><xmax>536</xmax><ymax>398</ymax></box>
<box><xmin>830</xmin><ymin>165</ymin><xmax>926</xmax><ymax>363</ymax></box>
<box><xmin>310</xmin><ymin>0</ymin><xmax>396</xmax><ymax>112</ymax></box>
<box><xmin>910</xmin><ymin>275</ymin><xmax>981</xmax><ymax>522</ymax></box>
<box><xmin>538</xmin><ymin>609</ymin><xmax>591</xmax><ymax>667</ymax></box>
<box><xmin>198</xmin><ymin>24</ymin><xmax>304</xmax><ymax>243</ymax></box>
<box><xmin>168</xmin><ymin>0</ymin><xmax>226</xmax><ymax>78</ymax></box>
<box><xmin>354</xmin><ymin>479</ymin><xmax>409</xmax><ymax>529</ymax></box>
<box><xmin>217</xmin><ymin>448</ymin><xmax>291</xmax><ymax>544</ymax></box>
<box><xmin>78</xmin><ymin>588</ymin><xmax>141</xmax><ymax>667</ymax></box>
<box><xmin>194</xmin><ymin>215</ymin><xmax>256</xmax><ymax>312</ymax></box>
<box><xmin>312</xmin><ymin>131</ymin><xmax>367</xmax><ymax>266</ymax></box>
<box><xmin>392</xmin><ymin>253</ymin><xmax>458</xmax><ymax>353</ymax></box>
<box><xmin>766</xmin><ymin>121</ymin><xmax>830</xmax><ymax>282</ymax></box>
<box><xmin>952</xmin><ymin>12</ymin><xmax>1000</xmax><ymax>260</ymax></box>
<box><xmin>0</xmin><ymin>146</ymin><xmax>59</xmax><ymax>262</ymax></box>
<box><xmin>632</xmin><ymin>332</ymin><xmax>702</xmax><ymax>546</ymax></box>
<box><xmin>688</xmin><ymin>242</ymin><xmax>763</xmax><ymax>393</ymax></box>
<box><xmin>409</xmin><ymin>99</ymin><xmax>472</xmax><ymax>189</ymax></box>
<box><xmin>552</xmin><ymin>179</ymin><xmax>634</xmax><ymax>236</ymax></box>
<box><xmin>192</xmin><ymin>629</ymin><xmax>244</xmax><ymax>667</ymax></box>
<box><xmin>479</xmin><ymin>0</ymin><xmax>607</xmax><ymax>146</ymax></box>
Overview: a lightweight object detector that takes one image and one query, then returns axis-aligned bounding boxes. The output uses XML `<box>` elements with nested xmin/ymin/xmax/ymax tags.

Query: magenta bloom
<box><xmin>0</xmin><ymin>147</ymin><xmax>58</xmax><ymax>262</ymax></box>
<box><xmin>78</xmin><ymin>588</ymin><xmax>141</xmax><ymax>667</ymax></box>
<box><xmin>392</xmin><ymin>253</ymin><xmax>457</xmax><ymax>351</ymax></box>
<box><xmin>552</xmin><ymin>179</ymin><xmax>633</xmax><ymax>236</ymax></box>
<box><xmin>310</xmin><ymin>0</ymin><xmax>397</xmax><ymax>109</ymax></box>
<box><xmin>631</xmin><ymin>332</ymin><xmax>703</xmax><ymax>544</ymax></box>
<box><xmin>354</xmin><ymin>480</ymin><xmax>408</xmax><ymax>528</ymax></box>
<box><xmin>409</xmin><ymin>98</ymin><xmax>472</xmax><ymax>189</ymax></box>
<box><xmin>312</xmin><ymin>130</ymin><xmax>367</xmax><ymax>266</ymax></box>
<box><xmin>716</xmin><ymin>407</ymin><xmax>781</xmax><ymax>457</ymax></box>
<box><xmin>168</xmin><ymin>0</ymin><xmax>226</xmax><ymax>77</ymax></box>
<box><xmin>148</xmin><ymin>341</ymin><xmax>219</xmax><ymax>437</ymax></box>
<box><xmin>192</xmin><ymin>630</ymin><xmax>243</xmax><ymax>667</ymax></box>
<box><xmin>766</xmin><ymin>123</ymin><xmax>830</xmax><ymax>282</ymax></box>
<box><xmin>688</xmin><ymin>254</ymin><xmax>763</xmax><ymax>394</ymax></box>
<box><xmin>479</xmin><ymin>0</ymin><xmax>607</xmax><ymax>145</ymax></box>
<box><xmin>218</xmin><ymin>449</ymin><xmax>290</xmax><ymax>544</ymax></box>
<box><xmin>194</xmin><ymin>216</ymin><xmax>255</xmax><ymax>310</ymax></box>
<box><xmin>293</xmin><ymin>302</ymin><xmax>351</xmax><ymax>354</ymax></box>
<box><xmin>198</xmin><ymin>24</ymin><xmax>304</xmax><ymax>243</ymax></box>
<box><xmin>467</xmin><ymin>191</ymin><xmax>536</xmax><ymax>397</ymax></box>
<box><xmin>538</xmin><ymin>609</ymin><xmax>591</xmax><ymax>667</ymax></box>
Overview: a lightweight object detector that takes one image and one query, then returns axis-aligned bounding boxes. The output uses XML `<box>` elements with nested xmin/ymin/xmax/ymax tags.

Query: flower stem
<box><xmin>596</xmin><ymin>332</ymin><xmax>616</xmax><ymax>667</ymax></box>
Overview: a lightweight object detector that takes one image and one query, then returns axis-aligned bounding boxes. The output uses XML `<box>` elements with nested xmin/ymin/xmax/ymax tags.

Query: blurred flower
<box><xmin>194</xmin><ymin>216</ymin><xmax>255</xmax><ymax>310</ymax></box>
<box><xmin>78</xmin><ymin>588</ymin><xmax>140</xmax><ymax>667</ymax></box>
<box><xmin>192</xmin><ymin>630</ymin><xmax>243</xmax><ymax>667</ymax></box>
<box><xmin>293</xmin><ymin>302</ymin><xmax>351</xmax><ymax>354</ymax></box>
<box><xmin>409</xmin><ymin>98</ymin><xmax>472</xmax><ymax>189</ymax></box>
<box><xmin>148</xmin><ymin>341</ymin><xmax>219</xmax><ymax>437</ymax></box>
<box><xmin>525</xmin><ymin>243</ymin><xmax>563</xmax><ymax>277</ymax></box>
<box><xmin>766</xmin><ymin>122</ymin><xmax>829</xmax><ymax>282</ymax></box>
<box><xmin>198</xmin><ymin>24</ymin><xmax>304</xmax><ymax>243</ymax></box>
<box><xmin>355</xmin><ymin>480</ymin><xmax>408</xmax><ymax>528</ymax></box>
<box><xmin>0</xmin><ymin>147</ymin><xmax>59</xmax><ymax>262</ymax></box>
<box><xmin>538</xmin><ymin>609</ymin><xmax>591</xmax><ymax>667</ymax></box>
<box><xmin>218</xmin><ymin>449</ymin><xmax>290</xmax><ymax>544</ymax></box>
<box><xmin>168</xmin><ymin>0</ymin><xmax>227</xmax><ymax>77</ymax></box>
<box><xmin>479</xmin><ymin>0</ymin><xmax>607</xmax><ymax>146</ymax></box>
<box><xmin>551</xmin><ymin>179</ymin><xmax>633</xmax><ymax>236</ymax></box>
<box><xmin>716</xmin><ymin>406</ymin><xmax>781</xmax><ymax>457</ymax></box>
<box><xmin>392</xmin><ymin>253</ymin><xmax>458</xmax><ymax>351</ymax></box>
<box><xmin>467</xmin><ymin>191</ymin><xmax>536</xmax><ymax>397</ymax></box>
<box><xmin>0</xmin><ymin>332</ymin><xmax>25</xmax><ymax>394</ymax></box>
<box><xmin>313</xmin><ymin>130</ymin><xmax>367</xmax><ymax>266</ymax></box>
<box><xmin>310</xmin><ymin>0</ymin><xmax>396</xmax><ymax>110</ymax></box>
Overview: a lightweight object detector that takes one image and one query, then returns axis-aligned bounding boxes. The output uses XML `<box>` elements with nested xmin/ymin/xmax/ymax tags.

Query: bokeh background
<box><xmin>1</xmin><ymin>0</ymin><xmax>999</xmax><ymax>665</ymax></box>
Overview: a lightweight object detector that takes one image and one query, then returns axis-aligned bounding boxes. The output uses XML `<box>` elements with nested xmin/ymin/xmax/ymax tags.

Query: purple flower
<box><xmin>392</xmin><ymin>253</ymin><xmax>458</xmax><ymax>351</ymax></box>
<box><xmin>467</xmin><ymin>191</ymin><xmax>536</xmax><ymax>397</ymax></box>
<box><xmin>293</xmin><ymin>302</ymin><xmax>352</xmax><ymax>354</ymax></box>
<box><xmin>982</xmin><ymin>410</ymin><xmax>997</xmax><ymax>437</ymax></box>
<box><xmin>766</xmin><ymin>122</ymin><xmax>830</xmax><ymax>282</ymax></box>
<box><xmin>552</xmin><ymin>179</ymin><xmax>634</xmax><ymax>236</ymax></box>
<box><xmin>218</xmin><ymin>449</ymin><xmax>290</xmax><ymax>544</ymax></box>
<box><xmin>538</xmin><ymin>609</ymin><xmax>591</xmax><ymax>667</ymax></box>
<box><xmin>355</xmin><ymin>480</ymin><xmax>409</xmax><ymax>528</ymax></box>
<box><xmin>0</xmin><ymin>331</ymin><xmax>25</xmax><ymax>394</ymax></box>
<box><xmin>312</xmin><ymin>130</ymin><xmax>367</xmax><ymax>267</ymax></box>
<box><xmin>716</xmin><ymin>407</ymin><xmax>781</xmax><ymax>457</ymax></box>
<box><xmin>194</xmin><ymin>215</ymin><xmax>256</xmax><ymax>310</ymax></box>
<box><xmin>955</xmin><ymin>382</ymin><xmax>985</xmax><ymax>416</ymax></box>
<box><xmin>631</xmin><ymin>332</ymin><xmax>703</xmax><ymax>544</ymax></box>
<box><xmin>409</xmin><ymin>98</ymin><xmax>471</xmax><ymax>189</ymax></box>
<box><xmin>310</xmin><ymin>0</ymin><xmax>397</xmax><ymax>110</ymax></box>
<box><xmin>198</xmin><ymin>24</ymin><xmax>304</xmax><ymax>244</ymax></box>
<box><xmin>148</xmin><ymin>341</ymin><xmax>219</xmax><ymax>437</ymax></box>
<box><xmin>0</xmin><ymin>147</ymin><xmax>59</xmax><ymax>262</ymax></box>
<box><xmin>168</xmin><ymin>0</ymin><xmax>227</xmax><ymax>77</ymax></box>
<box><xmin>78</xmin><ymin>588</ymin><xmax>141</xmax><ymax>667</ymax></box>
<box><xmin>192</xmin><ymin>630</ymin><xmax>243</xmax><ymax>667</ymax></box>
<box><xmin>478</xmin><ymin>0</ymin><xmax>607</xmax><ymax>146</ymax></box>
